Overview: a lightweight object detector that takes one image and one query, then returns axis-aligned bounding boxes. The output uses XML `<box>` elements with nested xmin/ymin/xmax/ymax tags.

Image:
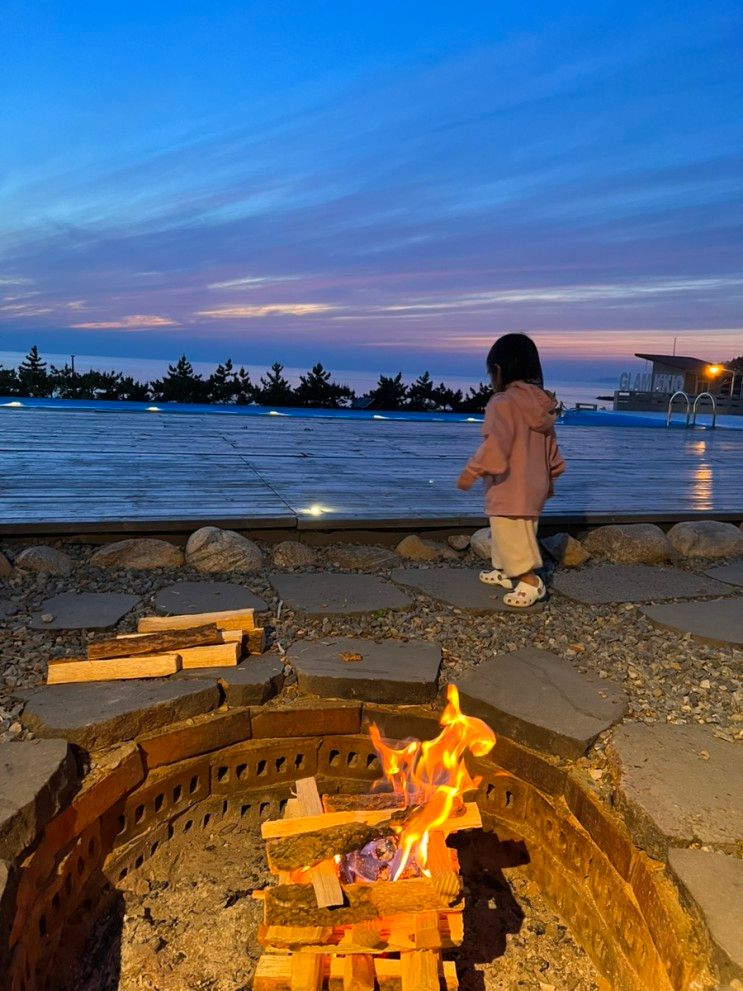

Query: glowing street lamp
<box><xmin>706</xmin><ymin>365</ymin><xmax>722</xmax><ymax>376</ymax></box>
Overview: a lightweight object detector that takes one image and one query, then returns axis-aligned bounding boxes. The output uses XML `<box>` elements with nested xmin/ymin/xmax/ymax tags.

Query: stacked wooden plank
<box><xmin>46</xmin><ymin>608</ymin><xmax>266</xmax><ymax>684</ymax></box>
<box><xmin>253</xmin><ymin>778</ymin><xmax>479</xmax><ymax>991</ymax></box>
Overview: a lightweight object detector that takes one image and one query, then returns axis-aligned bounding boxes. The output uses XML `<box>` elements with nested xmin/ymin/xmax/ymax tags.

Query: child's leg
<box><xmin>490</xmin><ymin>517</ymin><xmax>541</xmax><ymax>577</ymax></box>
<box><xmin>478</xmin><ymin>518</ymin><xmax>514</xmax><ymax>587</ymax></box>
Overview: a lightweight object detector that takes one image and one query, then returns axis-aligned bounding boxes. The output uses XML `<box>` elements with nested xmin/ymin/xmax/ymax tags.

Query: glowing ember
<box><xmin>368</xmin><ymin>684</ymin><xmax>495</xmax><ymax>880</ymax></box>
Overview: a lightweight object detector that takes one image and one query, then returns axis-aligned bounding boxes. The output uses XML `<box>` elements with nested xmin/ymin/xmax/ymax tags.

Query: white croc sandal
<box><xmin>479</xmin><ymin>569</ymin><xmax>514</xmax><ymax>589</ymax></box>
<box><xmin>503</xmin><ymin>578</ymin><xmax>547</xmax><ymax>608</ymax></box>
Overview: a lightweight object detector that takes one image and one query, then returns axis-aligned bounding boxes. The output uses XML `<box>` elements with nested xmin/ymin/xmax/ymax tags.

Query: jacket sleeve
<box><xmin>547</xmin><ymin>430</ymin><xmax>565</xmax><ymax>479</ymax></box>
<box><xmin>462</xmin><ymin>401</ymin><xmax>514</xmax><ymax>481</ymax></box>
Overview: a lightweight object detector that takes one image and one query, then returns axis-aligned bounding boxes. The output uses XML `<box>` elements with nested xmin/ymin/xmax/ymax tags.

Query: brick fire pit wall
<box><xmin>0</xmin><ymin>700</ymin><xmax>712</xmax><ymax>991</ymax></box>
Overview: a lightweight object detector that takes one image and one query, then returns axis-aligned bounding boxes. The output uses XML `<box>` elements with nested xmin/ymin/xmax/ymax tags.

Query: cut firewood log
<box><xmin>262</xmin><ymin>803</ymin><xmax>481</xmax><ymax>841</ymax></box>
<box><xmin>425</xmin><ymin>832</ymin><xmax>461</xmax><ymax>900</ymax></box>
<box><xmin>400</xmin><ymin>949</ymin><xmax>441</xmax><ymax>991</ymax></box>
<box><xmin>259</xmin><ymin>912</ymin><xmax>462</xmax><ymax>954</ymax></box>
<box><xmin>322</xmin><ymin>793</ymin><xmax>405</xmax><ymax>813</ymax></box>
<box><xmin>294</xmin><ymin>778</ymin><xmax>345</xmax><ymax>909</ymax></box>
<box><xmin>115</xmin><ymin>627</ymin><xmax>244</xmax><ymax>644</ymax></box>
<box><xmin>253</xmin><ymin>954</ymin><xmax>458</xmax><ymax>991</ymax></box>
<box><xmin>265</xmin><ymin>813</ymin><xmax>405</xmax><ymax>872</ymax></box>
<box><xmin>47</xmin><ymin>652</ymin><xmax>181</xmax><ymax>685</ymax></box>
<box><xmin>290</xmin><ymin>951</ymin><xmax>324</xmax><ymax>991</ymax></box>
<box><xmin>262</xmin><ymin>878</ymin><xmax>462</xmax><ymax>927</ymax></box>
<box><xmin>343</xmin><ymin>953</ymin><xmax>375</xmax><ymax>991</ymax></box>
<box><xmin>176</xmin><ymin>641</ymin><xmax>240</xmax><ymax>669</ymax></box>
<box><xmin>247</xmin><ymin>627</ymin><xmax>267</xmax><ymax>654</ymax></box>
<box><xmin>88</xmin><ymin>623</ymin><xmax>221</xmax><ymax>659</ymax></box>
<box><xmin>137</xmin><ymin>608</ymin><xmax>256</xmax><ymax>633</ymax></box>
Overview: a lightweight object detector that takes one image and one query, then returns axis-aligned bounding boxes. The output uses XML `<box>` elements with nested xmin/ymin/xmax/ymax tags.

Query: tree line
<box><xmin>0</xmin><ymin>346</ymin><xmax>493</xmax><ymax>412</ymax></box>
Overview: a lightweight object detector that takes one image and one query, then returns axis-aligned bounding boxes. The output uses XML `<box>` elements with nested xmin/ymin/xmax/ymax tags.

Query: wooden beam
<box><xmin>253</xmin><ymin>954</ymin><xmax>458</xmax><ymax>991</ymax></box>
<box><xmin>47</xmin><ymin>652</ymin><xmax>181</xmax><ymax>684</ymax></box>
<box><xmin>262</xmin><ymin>803</ymin><xmax>481</xmax><ymax>841</ymax></box>
<box><xmin>247</xmin><ymin>627</ymin><xmax>267</xmax><ymax>654</ymax></box>
<box><xmin>88</xmin><ymin>623</ymin><xmax>221</xmax><ymax>659</ymax></box>
<box><xmin>425</xmin><ymin>832</ymin><xmax>461</xmax><ymax>900</ymax></box>
<box><xmin>137</xmin><ymin>607</ymin><xmax>255</xmax><ymax>633</ymax></box>
<box><xmin>294</xmin><ymin>778</ymin><xmax>344</xmax><ymax>909</ymax></box>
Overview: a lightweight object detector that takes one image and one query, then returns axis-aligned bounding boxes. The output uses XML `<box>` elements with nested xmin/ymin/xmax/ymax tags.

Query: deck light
<box><xmin>372</xmin><ymin>414</ymin><xmax>388</xmax><ymax>420</ymax></box>
<box><xmin>2</xmin><ymin>401</ymin><xmax>23</xmax><ymax>407</ymax></box>
<box><xmin>146</xmin><ymin>405</ymin><xmax>161</xmax><ymax>412</ymax></box>
<box><xmin>706</xmin><ymin>365</ymin><xmax>722</xmax><ymax>376</ymax></box>
<box><xmin>267</xmin><ymin>410</ymin><xmax>288</xmax><ymax>416</ymax></box>
<box><xmin>301</xmin><ymin>503</ymin><xmax>333</xmax><ymax>516</ymax></box>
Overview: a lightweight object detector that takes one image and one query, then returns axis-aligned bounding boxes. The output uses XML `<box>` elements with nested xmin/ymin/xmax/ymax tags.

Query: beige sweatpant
<box><xmin>490</xmin><ymin>517</ymin><xmax>542</xmax><ymax>577</ymax></box>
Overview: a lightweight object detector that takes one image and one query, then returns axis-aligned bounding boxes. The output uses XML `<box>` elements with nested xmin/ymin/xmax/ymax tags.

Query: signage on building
<box><xmin>618</xmin><ymin>372</ymin><xmax>684</xmax><ymax>393</ymax></box>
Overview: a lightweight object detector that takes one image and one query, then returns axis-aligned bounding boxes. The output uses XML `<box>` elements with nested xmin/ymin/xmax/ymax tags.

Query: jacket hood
<box><xmin>505</xmin><ymin>381</ymin><xmax>559</xmax><ymax>433</ymax></box>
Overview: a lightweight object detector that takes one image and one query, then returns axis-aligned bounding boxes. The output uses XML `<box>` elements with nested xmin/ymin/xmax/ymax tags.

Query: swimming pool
<box><xmin>2</xmin><ymin>395</ymin><xmax>741</xmax><ymax>430</ymax></box>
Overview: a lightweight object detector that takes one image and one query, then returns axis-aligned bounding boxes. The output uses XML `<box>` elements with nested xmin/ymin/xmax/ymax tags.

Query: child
<box><xmin>457</xmin><ymin>333</ymin><xmax>564</xmax><ymax>608</ymax></box>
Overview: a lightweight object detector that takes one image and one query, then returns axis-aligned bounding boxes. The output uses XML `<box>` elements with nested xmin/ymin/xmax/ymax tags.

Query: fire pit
<box><xmin>1</xmin><ymin>685</ymin><xmax>714</xmax><ymax>991</ymax></box>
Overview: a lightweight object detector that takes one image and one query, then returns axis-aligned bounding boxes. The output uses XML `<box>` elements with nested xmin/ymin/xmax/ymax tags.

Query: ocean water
<box><xmin>0</xmin><ymin>350</ymin><xmax>613</xmax><ymax>409</ymax></box>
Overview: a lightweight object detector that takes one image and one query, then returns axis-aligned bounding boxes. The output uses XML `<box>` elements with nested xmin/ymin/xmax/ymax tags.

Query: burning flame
<box><xmin>368</xmin><ymin>684</ymin><xmax>495</xmax><ymax>880</ymax></box>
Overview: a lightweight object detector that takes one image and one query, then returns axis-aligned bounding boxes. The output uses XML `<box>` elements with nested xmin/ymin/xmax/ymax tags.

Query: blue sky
<box><xmin>1</xmin><ymin>0</ymin><xmax>741</xmax><ymax>382</ymax></box>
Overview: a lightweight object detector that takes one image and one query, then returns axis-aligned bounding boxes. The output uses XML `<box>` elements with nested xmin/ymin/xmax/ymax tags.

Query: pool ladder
<box><xmin>666</xmin><ymin>391</ymin><xmax>717</xmax><ymax>428</ymax></box>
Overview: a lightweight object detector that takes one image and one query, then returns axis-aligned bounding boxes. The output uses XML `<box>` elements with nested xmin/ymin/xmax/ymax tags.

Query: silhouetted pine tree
<box><xmin>256</xmin><ymin>363</ymin><xmax>296</xmax><ymax>406</ymax></box>
<box><xmin>455</xmin><ymin>383</ymin><xmax>491</xmax><ymax>413</ymax></box>
<box><xmin>150</xmin><ymin>355</ymin><xmax>207</xmax><ymax>404</ymax></box>
<box><xmin>0</xmin><ymin>365</ymin><xmax>21</xmax><ymax>396</ymax></box>
<box><xmin>234</xmin><ymin>366</ymin><xmax>254</xmax><ymax>405</ymax></box>
<box><xmin>18</xmin><ymin>346</ymin><xmax>51</xmax><ymax>397</ymax></box>
<box><xmin>367</xmin><ymin>372</ymin><xmax>408</xmax><ymax>410</ymax></box>
<box><xmin>295</xmin><ymin>363</ymin><xmax>354</xmax><ymax>408</ymax></box>
<box><xmin>208</xmin><ymin>359</ymin><xmax>238</xmax><ymax>403</ymax></box>
<box><xmin>406</xmin><ymin>371</ymin><xmax>437</xmax><ymax>411</ymax></box>
<box><xmin>118</xmin><ymin>375</ymin><xmax>152</xmax><ymax>402</ymax></box>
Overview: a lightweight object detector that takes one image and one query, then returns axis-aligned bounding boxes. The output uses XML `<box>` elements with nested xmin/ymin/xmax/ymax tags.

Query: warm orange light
<box><xmin>707</xmin><ymin>364</ymin><xmax>722</xmax><ymax>376</ymax></box>
<box><xmin>368</xmin><ymin>684</ymin><xmax>495</xmax><ymax>879</ymax></box>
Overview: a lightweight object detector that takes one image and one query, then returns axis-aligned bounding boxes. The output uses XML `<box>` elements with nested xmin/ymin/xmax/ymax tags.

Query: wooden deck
<box><xmin>1</xmin><ymin>407</ymin><xmax>741</xmax><ymax>533</ymax></box>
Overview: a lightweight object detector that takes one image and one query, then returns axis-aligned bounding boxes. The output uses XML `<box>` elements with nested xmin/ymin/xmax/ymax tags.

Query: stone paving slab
<box><xmin>176</xmin><ymin>656</ymin><xmax>284</xmax><ymax>706</ymax></box>
<box><xmin>608</xmin><ymin>723</ymin><xmax>743</xmax><ymax>859</ymax></box>
<box><xmin>0</xmin><ymin>739</ymin><xmax>78</xmax><ymax>860</ymax></box>
<box><xmin>270</xmin><ymin>572</ymin><xmax>411</xmax><ymax>615</ymax></box>
<box><xmin>286</xmin><ymin>637</ymin><xmax>441</xmax><ymax>704</ymax></box>
<box><xmin>29</xmin><ymin>591</ymin><xmax>140</xmax><ymax>630</ymax></box>
<box><xmin>552</xmin><ymin>564</ymin><xmax>733</xmax><ymax>604</ymax></box>
<box><xmin>0</xmin><ymin>596</ymin><xmax>18</xmax><ymax>619</ymax></box>
<box><xmin>390</xmin><ymin>568</ymin><xmax>546</xmax><ymax>613</ymax></box>
<box><xmin>642</xmin><ymin>598</ymin><xmax>743</xmax><ymax>647</ymax></box>
<box><xmin>704</xmin><ymin>560</ymin><xmax>743</xmax><ymax>589</ymax></box>
<box><xmin>667</xmin><ymin>848</ymin><xmax>743</xmax><ymax>981</ymax></box>
<box><xmin>458</xmin><ymin>648</ymin><xmax>626</xmax><ymax>759</ymax></box>
<box><xmin>154</xmin><ymin>580</ymin><xmax>267</xmax><ymax>615</ymax></box>
<box><xmin>19</xmin><ymin>680</ymin><xmax>220</xmax><ymax>751</ymax></box>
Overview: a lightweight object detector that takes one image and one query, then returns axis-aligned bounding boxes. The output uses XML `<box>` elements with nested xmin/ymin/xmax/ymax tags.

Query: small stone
<box><xmin>185</xmin><ymin>527</ymin><xmax>262</xmax><ymax>573</ymax></box>
<box><xmin>272</xmin><ymin>541</ymin><xmax>317</xmax><ymax>569</ymax></box>
<box><xmin>668</xmin><ymin>520</ymin><xmax>743</xmax><ymax>559</ymax></box>
<box><xmin>447</xmin><ymin>534</ymin><xmax>471</xmax><ymax>551</ymax></box>
<box><xmin>89</xmin><ymin>538</ymin><xmax>184</xmax><ymax>570</ymax></box>
<box><xmin>469</xmin><ymin>527</ymin><xmax>491</xmax><ymax>560</ymax></box>
<box><xmin>41</xmin><ymin>613</ymin><xmax>54</xmax><ymax>624</ymax></box>
<box><xmin>327</xmin><ymin>545</ymin><xmax>399</xmax><ymax>571</ymax></box>
<box><xmin>15</xmin><ymin>545</ymin><xmax>73</xmax><ymax>576</ymax></box>
<box><xmin>395</xmin><ymin>534</ymin><xmax>457</xmax><ymax>562</ymax></box>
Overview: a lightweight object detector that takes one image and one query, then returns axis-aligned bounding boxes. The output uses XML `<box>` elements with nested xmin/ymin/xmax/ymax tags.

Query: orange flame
<box><xmin>368</xmin><ymin>684</ymin><xmax>495</xmax><ymax>879</ymax></box>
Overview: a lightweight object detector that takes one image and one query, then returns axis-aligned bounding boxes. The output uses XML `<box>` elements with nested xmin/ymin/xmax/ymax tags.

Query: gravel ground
<box><xmin>1</xmin><ymin>538</ymin><xmax>741</xmax><ymax>745</ymax></box>
<box><xmin>71</xmin><ymin>807</ymin><xmax>599</xmax><ymax>991</ymax></box>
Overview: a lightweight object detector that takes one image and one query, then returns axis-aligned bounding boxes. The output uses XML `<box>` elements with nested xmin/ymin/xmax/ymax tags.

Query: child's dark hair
<box><xmin>486</xmin><ymin>333</ymin><xmax>544</xmax><ymax>389</ymax></box>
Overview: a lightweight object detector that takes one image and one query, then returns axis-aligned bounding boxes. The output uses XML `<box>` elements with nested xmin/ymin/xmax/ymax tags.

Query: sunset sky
<box><xmin>1</xmin><ymin>1</ymin><xmax>741</xmax><ymax>383</ymax></box>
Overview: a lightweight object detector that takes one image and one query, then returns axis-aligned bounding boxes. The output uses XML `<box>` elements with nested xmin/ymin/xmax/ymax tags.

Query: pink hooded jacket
<box><xmin>462</xmin><ymin>381</ymin><xmax>565</xmax><ymax>517</ymax></box>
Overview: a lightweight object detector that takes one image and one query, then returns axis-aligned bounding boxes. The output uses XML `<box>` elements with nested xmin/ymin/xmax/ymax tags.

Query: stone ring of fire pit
<box><xmin>0</xmin><ymin>699</ymin><xmax>715</xmax><ymax>991</ymax></box>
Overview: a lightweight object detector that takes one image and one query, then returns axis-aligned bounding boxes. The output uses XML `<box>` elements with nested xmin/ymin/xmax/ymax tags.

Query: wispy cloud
<box><xmin>71</xmin><ymin>315</ymin><xmax>179</xmax><ymax>329</ymax></box>
<box><xmin>208</xmin><ymin>275</ymin><xmax>301</xmax><ymax>290</ymax></box>
<box><xmin>195</xmin><ymin>303</ymin><xmax>337</xmax><ymax>318</ymax></box>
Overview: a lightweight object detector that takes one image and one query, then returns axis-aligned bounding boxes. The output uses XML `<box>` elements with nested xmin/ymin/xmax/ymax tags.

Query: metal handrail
<box><xmin>666</xmin><ymin>390</ymin><xmax>690</xmax><ymax>428</ymax></box>
<box><xmin>691</xmin><ymin>391</ymin><xmax>717</xmax><ymax>429</ymax></box>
